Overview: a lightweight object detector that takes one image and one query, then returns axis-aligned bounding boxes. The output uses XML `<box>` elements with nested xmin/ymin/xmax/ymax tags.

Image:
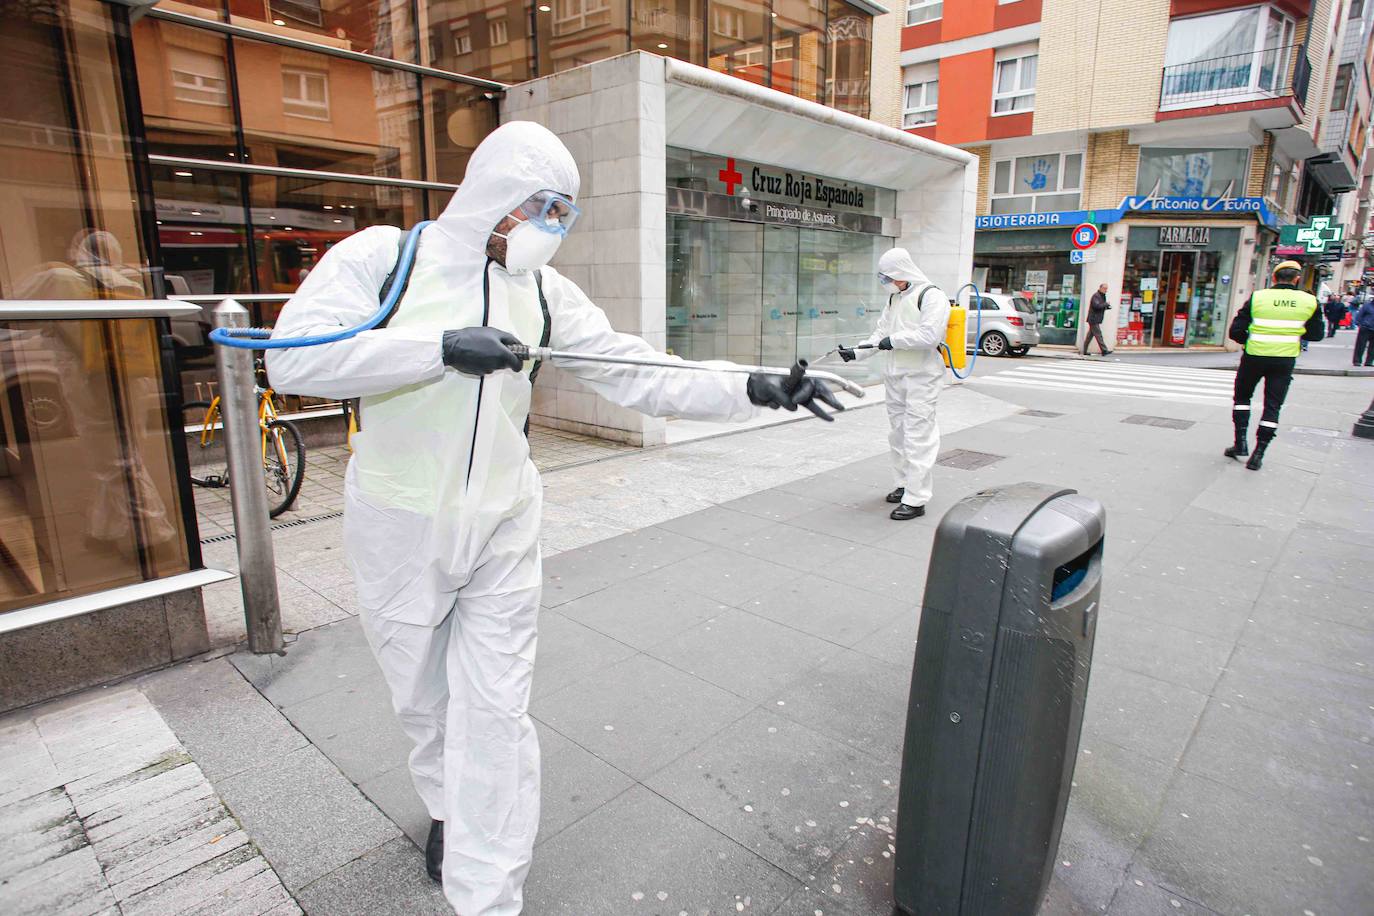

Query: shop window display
<box><xmin>1121</xmin><ymin>226</ymin><xmax>1238</xmax><ymax>348</ymax></box>
<box><xmin>974</xmin><ymin>230</ymin><xmax>1081</xmax><ymax>346</ymax></box>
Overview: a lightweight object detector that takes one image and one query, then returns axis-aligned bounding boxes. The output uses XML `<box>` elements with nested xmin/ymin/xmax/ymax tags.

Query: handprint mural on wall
<box><xmin>1024</xmin><ymin>158</ymin><xmax>1052</xmax><ymax>191</ymax></box>
<box><xmin>1170</xmin><ymin>153</ymin><xmax>1211</xmax><ymax>197</ymax></box>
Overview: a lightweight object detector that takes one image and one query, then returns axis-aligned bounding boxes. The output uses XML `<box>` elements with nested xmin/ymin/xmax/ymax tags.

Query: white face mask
<box><xmin>880</xmin><ymin>280</ymin><xmax>899</xmax><ymax>295</ymax></box>
<box><xmin>495</xmin><ymin>220</ymin><xmax>563</xmax><ymax>272</ymax></box>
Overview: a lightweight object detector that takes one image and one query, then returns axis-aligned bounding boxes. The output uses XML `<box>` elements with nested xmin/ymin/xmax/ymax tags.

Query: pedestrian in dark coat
<box><xmin>1083</xmin><ymin>284</ymin><xmax>1112</xmax><ymax>356</ymax></box>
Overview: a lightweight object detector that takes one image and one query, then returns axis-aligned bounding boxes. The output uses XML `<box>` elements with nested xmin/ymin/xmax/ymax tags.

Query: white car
<box><xmin>962</xmin><ymin>292</ymin><xmax>1040</xmax><ymax>357</ymax></box>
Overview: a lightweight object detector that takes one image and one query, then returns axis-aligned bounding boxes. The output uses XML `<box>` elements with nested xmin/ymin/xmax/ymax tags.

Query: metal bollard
<box><xmin>893</xmin><ymin>483</ymin><xmax>1105</xmax><ymax>916</ymax></box>
<box><xmin>212</xmin><ymin>300</ymin><xmax>284</xmax><ymax>654</ymax></box>
<box><xmin>1354</xmin><ymin>393</ymin><xmax>1374</xmax><ymax>439</ymax></box>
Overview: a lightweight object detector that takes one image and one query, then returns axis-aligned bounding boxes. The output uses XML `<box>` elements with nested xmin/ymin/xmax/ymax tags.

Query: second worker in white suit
<box><xmin>839</xmin><ymin>248</ymin><xmax>950</xmax><ymax>520</ymax></box>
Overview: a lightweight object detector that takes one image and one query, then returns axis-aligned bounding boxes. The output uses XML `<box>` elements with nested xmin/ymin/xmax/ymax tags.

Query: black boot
<box><xmin>426</xmin><ymin>819</ymin><xmax>443</xmax><ymax>883</ymax></box>
<box><xmin>890</xmin><ymin>504</ymin><xmax>925</xmax><ymax>520</ymax></box>
<box><xmin>885</xmin><ymin>487</ymin><xmax>905</xmax><ymax>504</ymax></box>
<box><xmin>1223</xmin><ymin>428</ymin><xmax>1249</xmax><ymax>460</ymax></box>
<box><xmin>1246</xmin><ymin>439</ymin><xmax>1269</xmax><ymax>471</ymax></box>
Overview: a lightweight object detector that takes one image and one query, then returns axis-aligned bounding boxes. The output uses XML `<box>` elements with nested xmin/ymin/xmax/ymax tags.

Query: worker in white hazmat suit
<box><xmin>838</xmin><ymin>248</ymin><xmax>950</xmax><ymax>520</ymax></box>
<box><xmin>264</xmin><ymin>121</ymin><xmax>841</xmax><ymax>915</ymax></box>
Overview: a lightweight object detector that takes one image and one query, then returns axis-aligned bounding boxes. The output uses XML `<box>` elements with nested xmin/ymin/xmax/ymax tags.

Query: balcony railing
<box><xmin>1159</xmin><ymin>44</ymin><xmax>1298</xmax><ymax>110</ymax></box>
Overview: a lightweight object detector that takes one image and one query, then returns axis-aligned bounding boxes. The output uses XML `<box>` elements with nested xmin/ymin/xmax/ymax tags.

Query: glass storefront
<box><xmin>1122</xmin><ymin>225</ymin><xmax>1239</xmax><ymax>347</ymax></box>
<box><xmin>974</xmin><ymin>229</ymin><xmax>1081</xmax><ymax>346</ymax></box>
<box><xmin>666</xmin><ymin>218</ymin><xmax>887</xmax><ymax>375</ymax></box>
<box><xmin>1</xmin><ymin>1</ymin><xmax>193</xmax><ymax>613</ymax></box>
<box><xmin>128</xmin><ymin>5</ymin><xmax>497</xmax><ymax>409</ymax></box>
<box><xmin>665</xmin><ymin>148</ymin><xmax>894</xmax><ymax>380</ymax></box>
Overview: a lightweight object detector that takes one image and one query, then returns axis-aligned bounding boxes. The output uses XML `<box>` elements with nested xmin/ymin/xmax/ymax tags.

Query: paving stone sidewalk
<box><xmin>4</xmin><ymin>373</ymin><xmax>1373</xmax><ymax>915</ymax></box>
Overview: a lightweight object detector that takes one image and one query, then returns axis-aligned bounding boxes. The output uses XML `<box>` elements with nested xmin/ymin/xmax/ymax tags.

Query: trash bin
<box><xmin>893</xmin><ymin>483</ymin><xmax>1105</xmax><ymax>916</ymax></box>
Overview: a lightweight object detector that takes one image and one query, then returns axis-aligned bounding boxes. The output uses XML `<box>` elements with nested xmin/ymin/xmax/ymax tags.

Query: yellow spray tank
<box><xmin>943</xmin><ymin>303</ymin><xmax>967</xmax><ymax>370</ymax></box>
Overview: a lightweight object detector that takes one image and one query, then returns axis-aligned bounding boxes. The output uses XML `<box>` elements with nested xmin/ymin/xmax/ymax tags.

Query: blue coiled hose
<box><xmin>207</xmin><ymin>220</ymin><xmax>433</xmax><ymax>349</ymax></box>
<box><xmin>938</xmin><ymin>282</ymin><xmax>984</xmax><ymax>380</ymax></box>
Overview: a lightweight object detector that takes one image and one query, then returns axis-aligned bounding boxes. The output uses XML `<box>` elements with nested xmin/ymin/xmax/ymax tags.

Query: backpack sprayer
<box><xmin>206</xmin><ymin>221</ymin><xmax>865</xmax><ymax>400</ymax></box>
<box><xmin>822</xmin><ymin>284</ymin><xmax>985</xmax><ymax>380</ymax></box>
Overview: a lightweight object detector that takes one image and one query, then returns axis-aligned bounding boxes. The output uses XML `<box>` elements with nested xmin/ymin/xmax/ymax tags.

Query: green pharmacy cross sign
<box><xmin>1280</xmin><ymin>216</ymin><xmax>1345</xmax><ymax>253</ymax></box>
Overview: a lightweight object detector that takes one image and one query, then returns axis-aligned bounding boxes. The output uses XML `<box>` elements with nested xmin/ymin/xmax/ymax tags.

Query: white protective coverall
<box><xmin>265</xmin><ymin>121</ymin><xmax>757</xmax><ymax>915</ymax></box>
<box><xmin>854</xmin><ymin>248</ymin><xmax>950</xmax><ymax>508</ymax></box>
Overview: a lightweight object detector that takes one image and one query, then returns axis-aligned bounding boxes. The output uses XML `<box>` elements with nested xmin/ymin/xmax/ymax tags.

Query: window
<box><xmin>1349</xmin><ymin>107</ymin><xmax>1367</xmax><ymax>156</ymax></box>
<box><xmin>993</xmin><ymin>50</ymin><xmax>1037</xmax><ymax>114</ymax></box>
<box><xmin>488</xmin><ymin>18</ymin><xmax>508</xmax><ymax>46</ymax></box>
<box><xmin>1351</xmin><ymin>0</ymin><xmax>1364</xmax><ymax>18</ymax></box>
<box><xmin>713</xmin><ymin>7</ymin><xmax>746</xmax><ymax>40</ymax></box>
<box><xmin>270</xmin><ymin>0</ymin><xmax>323</xmax><ymax>27</ymax></box>
<box><xmin>1162</xmin><ymin>5</ymin><xmax>1296</xmax><ymax>105</ymax></box>
<box><xmin>903</xmin><ymin>80</ymin><xmax>938</xmax><ymax>127</ymax></box>
<box><xmin>1332</xmin><ymin>63</ymin><xmax>1354</xmax><ymax>111</ymax></box>
<box><xmin>281</xmin><ymin>68</ymin><xmax>329</xmax><ymax>120</ymax></box>
<box><xmin>554</xmin><ymin>0</ymin><xmax>610</xmax><ymax>36</ymax></box>
<box><xmin>168</xmin><ymin>47</ymin><xmax>228</xmax><ymax>107</ymax></box>
<box><xmin>990</xmin><ymin>152</ymin><xmax>1083</xmax><ymax>213</ymax></box>
<box><xmin>906</xmin><ymin>0</ymin><xmax>941</xmax><ymax>26</ymax></box>
<box><xmin>1135</xmin><ymin>148</ymin><xmax>1250</xmax><ymax>198</ymax></box>
<box><xmin>452</xmin><ymin>28</ymin><xmax>471</xmax><ymax>55</ymax></box>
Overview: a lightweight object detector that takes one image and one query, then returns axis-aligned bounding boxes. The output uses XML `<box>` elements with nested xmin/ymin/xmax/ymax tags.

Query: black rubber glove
<box><xmin>838</xmin><ymin>347</ymin><xmax>856</xmax><ymax>362</ymax></box>
<box><xmin>877</xmin><ymin>337</ymin><xmax>893</xmax><ymax>350</ymax></box>
<box><xmin>441</xmin><ymin>327</ymin><xmax>523</xmax><ymax>375</ymax></box>
<box><xmin>747</xmin><ymin>372</ymin><xmax>846</xmax><ymax>422</ymax></box>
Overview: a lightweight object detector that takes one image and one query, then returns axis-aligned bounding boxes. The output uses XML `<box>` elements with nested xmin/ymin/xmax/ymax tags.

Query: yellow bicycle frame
<box><xmin>198</xmin><ymin>388</ymin><xmax>291</xmax><ymax>472</ymax></box>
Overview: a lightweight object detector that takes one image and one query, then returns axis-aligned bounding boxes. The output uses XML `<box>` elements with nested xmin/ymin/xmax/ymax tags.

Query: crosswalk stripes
<box><xmin>966</xmin><ymin>359</ymin><xmax>1235</xmax><ymax>404</ymax></box>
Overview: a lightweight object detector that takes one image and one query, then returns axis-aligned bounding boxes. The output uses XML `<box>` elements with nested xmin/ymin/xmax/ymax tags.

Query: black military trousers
<box><xmin>1232</xmin><ymin>353</ymin><xmax>1295</xmax><ymax>439</ymax></box>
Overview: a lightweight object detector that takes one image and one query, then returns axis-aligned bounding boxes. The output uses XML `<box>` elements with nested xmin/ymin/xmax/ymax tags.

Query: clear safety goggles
<box><xmin>517</xmin><ymin>190</ymin><xmax>581</xmax><ymax>236</ymax></box>
<box><xmin>877</xmin><ymin>273</ymin><xmax>897</xmax><ymax>285</ymax></box>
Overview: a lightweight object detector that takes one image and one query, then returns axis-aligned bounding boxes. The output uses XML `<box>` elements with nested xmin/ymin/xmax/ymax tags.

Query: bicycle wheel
<box><xmin>263</xmin><ymin>418</ymin><xmax>306</xmax><ymax>518</ymax></box>
<box><xmin>184</xmin><ymin>400</ymin><xmax>230</xmax><ymax>489</ymax></box>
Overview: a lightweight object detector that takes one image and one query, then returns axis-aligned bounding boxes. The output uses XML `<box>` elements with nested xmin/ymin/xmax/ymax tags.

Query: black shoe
<box><xmin>1246</xmin><ymin>442</ymin><xmax>1268</xmax><ymax>471</ymax></box>
<box><xmin>885</xmin><ymin>487</ymin><xmax>905</xmax><ymax>504</ymax></box>
<box><xmin>1224</xmin><ymin>444</ymin><xmax>1249</xmax><ymax>459</ymax></box>
<box><xmin>426</xmin><ymin>819</ymin><xmax>443</xmax><ymax>883</ymax></box>
<box><xmin>890</xmin><ymin>504</ymin><xmax>925</xmax><ymax>520</ymax></box>
<box><xmin>1104</xmin><ymin>349</ymin><xmax>1114</xmax><ymax>355</ymax></box>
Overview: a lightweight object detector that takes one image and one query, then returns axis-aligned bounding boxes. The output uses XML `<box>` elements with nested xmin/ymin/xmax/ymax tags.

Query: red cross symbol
<box><xmin>718</xmin><ymin>158</ymin><xmax>743</xmax><ymax>195</ymax></box>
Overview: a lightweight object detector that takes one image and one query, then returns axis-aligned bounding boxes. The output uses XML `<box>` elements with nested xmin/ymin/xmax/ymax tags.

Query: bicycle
<box><xmin>185</xmin><ymin>361</ymin><xmax>306</xmax><ymax>518</ymax></box>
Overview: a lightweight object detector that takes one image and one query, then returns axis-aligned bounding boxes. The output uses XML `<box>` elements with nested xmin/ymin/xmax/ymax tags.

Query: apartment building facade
<box><xmin>892</xmin><ymin>0</ymin><xmax>1372</xmax><ymax>350</ymax></box>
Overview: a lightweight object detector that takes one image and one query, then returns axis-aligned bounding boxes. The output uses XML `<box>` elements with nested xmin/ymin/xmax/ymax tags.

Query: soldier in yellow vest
<box><xmin>1224</xmin><ymin>260</ymin><xmax>1325</xmax><ymax>469</ymax></box>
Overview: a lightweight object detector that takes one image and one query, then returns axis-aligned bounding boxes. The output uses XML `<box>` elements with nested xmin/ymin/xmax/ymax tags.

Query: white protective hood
<box><xmin>431</xmin><ymin>121</ymin><xmax>580</xmax><ymax>265</ymax></box>
<box><xmin>878</xmin><ymin>247</ymin><xmax>930</xmax><ymax>288</ymax></box>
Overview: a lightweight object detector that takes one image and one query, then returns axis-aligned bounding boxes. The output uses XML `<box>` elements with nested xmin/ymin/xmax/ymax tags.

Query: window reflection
<box><xmin>234</xmin><ymin>0</ymin><xmax>417</xmax><ymax>63</ymax></box>
<box><xmin>538</xmin><ymin>0</ymin><xmax>630</xmax><ymax>74</ymax></box>
<box><xmin>237</xmin><ymin>48</ymin><xmax>423</xmax><ymax>180</ymax></box>
<box><xmin>250</xmin><ymin>181</ymin><xmax>423</xmax><ymax>296</ymax></box>
<box><xmin>2</xmin><ymin>0</ymin><xmax>150</xmax><ymax>298</ymax></box>
<box><xmin>826</xmin><ymin>0</ymin><xmax>870</xmax><ymax>117</ymax></box>
<box><xmin>134</xmin><ymin>21</ymin><xmax>239</xmax><ymax>162</ymax></box>
<box><xmin>424</xmin><ymin>78</ymin><xmax>500</xmax><ymax>183</ymax></box>
<box><xmin>630</xmin><ymin>0</ymin><xmax>703</xmax><ymax>60</ymax></box>
<box><xmin>153</xmin><ymin>164</ymin><xmax>252</xmax><ymax>296</ymax></box>
<box><xmin>708</xmin><ymin>0</ymin><xmax>769</xmax><ymax>87</ymax></box>
<box><xmin>0</xmin><ymin>318</ymin><xmax>191</xmax><ymax>613</ymax></box>
<box><xmin>426</xmin><ymin>0</ymin><xmax>535</xmax><ymax>82</ymax></box>
<box><xmin>771</xmin><ymin>0</ymin><xmax>825</xmax><ymax>103</ymax></box>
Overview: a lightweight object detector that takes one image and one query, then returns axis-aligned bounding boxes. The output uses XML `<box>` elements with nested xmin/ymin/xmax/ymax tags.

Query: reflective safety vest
<box><xmin>1247</xmin><ymin>287</ymin><xmax>1318</xmax><ymax>357</ymax></box>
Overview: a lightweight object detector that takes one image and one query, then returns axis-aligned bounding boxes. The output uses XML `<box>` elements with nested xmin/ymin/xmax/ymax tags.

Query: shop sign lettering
<box><xmin>764</xmin><ymin>203</ymin><xmax>838</xmax><ymax>226</ymax></box>
<box><xmin>1158</xmin><ymin>226</ymin><xmax>1211</xmax><ymax>246</ymax></box>
<box><xmin>975</xmin><ymin>188</ymin><xmax>1275</xmax><ymax>232</ymax></box>
<box><xmin>749</xmin><ymin>166</ymin><xmax>866</xmax><ymax>209</ymax></box>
